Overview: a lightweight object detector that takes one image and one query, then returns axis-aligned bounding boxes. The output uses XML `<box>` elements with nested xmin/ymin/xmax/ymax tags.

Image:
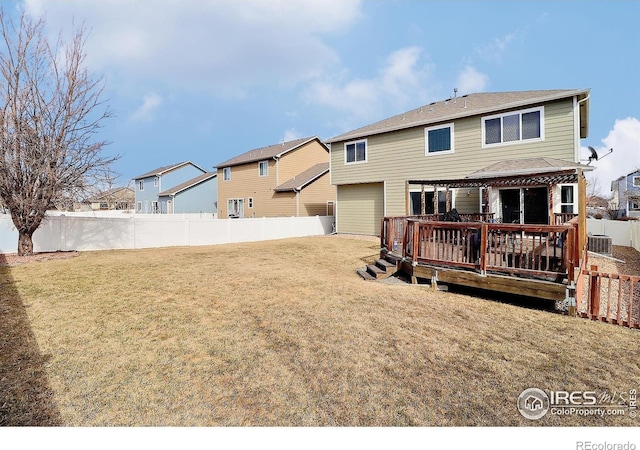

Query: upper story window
<box><xmin>633</xmin><ymin>176</ymin><xmax>640</xmax><ymax>187</ymax></box>
<box><xmin>138</xmin><ymin>180</ymin><xmax>144</xmax><ymax>191</ymax></box>
<box><xmin>425</xmin><ymin>123</ymin><xmax>454</xmax><ymax>155</ymax></box>
<box><xmin>482</xmin><ymin>106</ymin><xmax>544</xmax><ymax>147</ymax></box>
<box><xmin>223</xmin><ymin>167</ymin><xmax>231</xmax><ymax>181</ymax></box>
<box><xmin>259</xmin><ymin>161</ymin><xmax>269</xmax><ymax>177</ymax></box>
<box><xmin>345</xmin><ymin>139</ymin><xmax>367</xmax><ymax>164</ymax></box>
<box><xmin>153</xmin><ymin>177</ymin><xmax>158</xmax><ymax>187</ymax></box>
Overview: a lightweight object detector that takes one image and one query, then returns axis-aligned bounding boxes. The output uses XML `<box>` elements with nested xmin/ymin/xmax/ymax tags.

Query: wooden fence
<box><xmin>575</xmin><ymin>247</ymin><xmax>640</xmax><ymax>329</ymax></box>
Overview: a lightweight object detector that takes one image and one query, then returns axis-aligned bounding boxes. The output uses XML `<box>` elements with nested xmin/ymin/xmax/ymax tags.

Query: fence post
<box><xmin>589</xmin><ymin>265</ymin><xmax>600</xmax><ymax>318</ymax></box>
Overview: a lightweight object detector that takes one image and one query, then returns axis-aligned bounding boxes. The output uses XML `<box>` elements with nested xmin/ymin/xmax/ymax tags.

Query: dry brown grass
<box><xmin>1</xmin><ymin>236</ymin><xmax>639</xmax><ymax>426</ymax></box>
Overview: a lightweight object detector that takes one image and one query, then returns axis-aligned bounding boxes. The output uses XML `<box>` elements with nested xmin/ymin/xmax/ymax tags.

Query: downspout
<box><xmin>295</xmin><ymin>188</ymin><xmax>300</xmax><ymax>217</ymax></box>
<box><xmin>274</xmin><ymin>156</ymin><xmax>280</xmax><ymax>185</ymax></box>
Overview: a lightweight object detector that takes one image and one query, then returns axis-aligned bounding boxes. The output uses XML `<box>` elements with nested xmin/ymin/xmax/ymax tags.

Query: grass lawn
<box><xmin>1</xmin><ymin>235</ymin><xmax>639</xmax><ymax>426</ymax></box>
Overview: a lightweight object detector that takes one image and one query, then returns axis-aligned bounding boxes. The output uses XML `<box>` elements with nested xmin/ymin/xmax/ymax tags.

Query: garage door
<box><xmin>337</xmin><ymin>183</ymin><xmax>384</xmax><ymax>235</ymax></box>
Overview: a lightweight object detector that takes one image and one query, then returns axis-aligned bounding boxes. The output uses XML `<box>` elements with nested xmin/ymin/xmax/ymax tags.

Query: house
<box><xmin>85</xmin><ymin>187</ymin><xmax>135</xmax><ymax>211</ymax></box>
<box><xmin>133</xmin><ymin>161</ymin><xmax>209</xmax><ymax>213</ymax></box>
<box><xmin>158</xmin><ymin>172</ymin><xmax>218</xmax><ymax>214</ymax></box>
<box><xmin>215</xmin><ymin>136</ymin><xmax>336</xmax><ymax>218</ymax></box>
<box><xmin>326</xmin><ymin>89</ymin><xmax>592</xmax><ymax>235</ymax></box>
<box><xmin>611</xmin><ymin>170</ymin><xmax>640</xmax><ymax>218</ymax></box>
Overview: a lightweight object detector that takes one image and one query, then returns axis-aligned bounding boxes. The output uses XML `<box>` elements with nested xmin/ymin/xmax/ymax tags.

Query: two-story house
<box><xmin>216</xmin><ymin>136</ymin><xmax>336</xmax><ymax>218</ymax></box>
<box><xmin>611</xmin><ymin>170</ymin><xmax>640</xmax><ymax>218</ymax></box>
<box><xmin>133</xmin><ymin>161</ymin><xmax>217</xmax><ymax>214</ymax></box>
<box><xmin>326</xmin><ymin>89</ymin><xmax>592</xmax><ymax>235</ymax></box>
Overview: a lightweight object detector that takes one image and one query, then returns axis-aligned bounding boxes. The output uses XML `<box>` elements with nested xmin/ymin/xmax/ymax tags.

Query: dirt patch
<box><xmin>587</xmin><ymin>245</ymin><xmax>640</xmax><ymax>276</ymax></box>
<box><xmin>0</xmin><ymin>251</ymin><xmax>78</xmax><ymax>267</ymax></box>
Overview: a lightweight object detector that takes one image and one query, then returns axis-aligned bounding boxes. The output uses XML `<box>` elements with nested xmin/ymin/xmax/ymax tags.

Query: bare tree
<box><xmin>0</xmin><ymin>9</ymin><xmax>116</xmax><ymax>255</ymax></box>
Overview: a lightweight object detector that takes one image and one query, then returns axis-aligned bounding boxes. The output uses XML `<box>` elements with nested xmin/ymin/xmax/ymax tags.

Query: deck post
<box><xmin>479</xmin><ymin>224</ymin><xmax>488</xmax><ymax>275</ymax></box>
<box><xmin>412</xmin><ymin>220</ymin><xmax>419</xmax><ymax>265</ymax></box>
<box><xmin>589</xmin><ymin>265</ymin><xmax>600</xmax><ymax>318</ymax></box>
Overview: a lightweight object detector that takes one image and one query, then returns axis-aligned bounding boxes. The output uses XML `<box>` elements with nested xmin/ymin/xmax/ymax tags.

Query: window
<box><xmin>327</xmin><ymin>201</ymin><xmax>335</xmax><ymax>216</ymax></box>
<box><xmin>560</xmin><ymin>185</ymin><xmax>575</xmax><ymax>214</ymax></box>
<box><xmin>482</xmin><ymin>107</ymin><xmax>543</xmax><ymax>147</ymax></box>
<box><xmin>227</xmin><ymin>198</ymin><xmax>244</xmax><ymax>217</ymax></box>
<box><xmin>138</xmin><ymin>180</ymin><xmax>144</xmax><ymax>191</ymax></box>
<box><xmin>248</xmin><ymin>197</ymin><xmax>253</xmax><ymax>208</ymax></box>
<box><xmin>425</xmin><ymin>123</ymin><xmax>454</xmax><ymax>155</ymax></box>
<box><xmin>151</xmin><ymin>201</ymin><xmax>159</xmax><ymax>214</ymax></box>
<box><xmin>633</xmin><ymin>176</ymin><xmax>640</xmax><ymax>187</ymax></box>
<box><xmin>345</xmin><ymin>139</ymin><xmax>367</xmax><ymax>164</ymax></box>
<box><xmin>258</xmin><ymin>161</ymin><xmax>268</xmax><ymax>177</ymax></box>
<box><xmin>630</xmin><ymin>200</ymin><xmax>640</xmax><ymax>211</ymax></box>
<box><xmin>223</xmin><ymin>167</ymin><xmax>231</xmax><ymax>181</ymax></box>
<box><xmin>409</xmin><ymin>191</ymin><xmax>447</xmax><ymax>215</ymax></box>
<box><xmin>136</xmin><ymin>201</ymin><xmax>142</xmax><ymax>212</ymax></box>
<box><xmin>153</xmin><ymin>177</ymin><xmax>158</xmax><ymax>187</ymax></box>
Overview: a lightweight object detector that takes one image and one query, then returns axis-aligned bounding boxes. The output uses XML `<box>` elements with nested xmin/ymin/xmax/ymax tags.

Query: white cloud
<box><xmin>583</xmin><ymin>117</ymin><xmax>640</xmax><ymax>196</ymax></box>
<box><xmin>130</xmin><ymin>93</ymin><xmax>163</xmax><ymax>122</ymax></box>
<box><xmin>23</xmin><ymin>0</ymin><xmax>363</xmax><ymax>96</ymax></box>
<box><xmin>456</xmin><ymin>65</ymin><xmax>490</xmax><ymax>95</ymax></box>
<box><xmin>305</xmin><ymin>46</ymin><xmax>435</xmax><ymax>121</ymax></box>
<box><xmin>282</xmin><ymin>128</ymin><xmax>301</xmax><ymax>142</ymax></box>
<box><xmin>475</xmin><ymin>31</ymin><xmax>519</xmax><ymax>64</ymax></box>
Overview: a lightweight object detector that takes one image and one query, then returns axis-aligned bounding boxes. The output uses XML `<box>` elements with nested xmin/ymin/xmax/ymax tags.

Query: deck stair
<box><xmin>357</xmin><ymin>254</ymin><xmax>400</xmax><ymax>281</ymax></box>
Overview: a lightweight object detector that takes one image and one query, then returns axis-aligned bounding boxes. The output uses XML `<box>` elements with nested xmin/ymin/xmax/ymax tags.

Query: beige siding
<box><xmin>217</xmin><ymin>159</ymin><xmax>278</xmax><ymax>218</ymax></box>
<box><xmin>217</xmin><ymin>140</ymin><xmax>333</xmax><ymax>218</ymax></box>
<box><xmin>331</xmin><ymin>98</ymin><xmax>577</xmax><ymax>219</ymax></box>
<box><xmin>337</xmin><ymin>183</ymin><xmax>384</xmax><ymax>235</ymax></box>
<box><xmin>278</xmin><ymin>141</ymin><xmax>329</xmax><ymax>185</ymax></box>
<box><xmin>298</xmin><ymin>172</ymin><xmax>337</xmax><ymax>216</ymax></box>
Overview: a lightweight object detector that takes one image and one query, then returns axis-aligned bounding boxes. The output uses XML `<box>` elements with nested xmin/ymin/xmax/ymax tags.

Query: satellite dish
<box><xmin>584</xmin><ymin>146</ymin><xmax>613</xmax><ymax>165</ymax></box>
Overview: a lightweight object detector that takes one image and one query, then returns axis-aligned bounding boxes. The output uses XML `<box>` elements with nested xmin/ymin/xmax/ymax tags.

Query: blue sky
<box><xmin>15</xmin><ymin>0</ymin><xmax>640</xmax><ymax>194</ymax></box>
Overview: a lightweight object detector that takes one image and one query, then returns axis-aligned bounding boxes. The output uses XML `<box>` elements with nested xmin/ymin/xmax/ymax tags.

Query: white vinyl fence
<box><xmin>0</xmin><ymin>213</ymin><xmax>334</xmax><ymax>253</ymax></box>
<box><xmin>587</xmin><ymin>218</ymin><xmax>640</xmax><ymax>252</ymax></box>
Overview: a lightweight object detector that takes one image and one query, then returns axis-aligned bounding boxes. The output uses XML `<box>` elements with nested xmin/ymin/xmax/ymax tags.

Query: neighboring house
<box><xmin>611</xmin><ymin>169</ymin><xmax>640</xmax><ymax>218</ymax></box>
<box><xmin>133</xmin><ymin>161</ymin><xmax>208</xmax><ymax>213</ymax></box>
<box><xmin>326</xmin><ymin>89</ymin><xmax>592</xmax><ymax>235</ymax></box>
<box><xmin>216</xmin><ymin>136</ymin><xmax>336</xmax><ymax>218</ymax></box>
<box><xmin>158</xmin><ymin>172</ymin><xmax>218</xmax><ymax>214</ymax></box>
<box><xmin>85</xmin><ymin>187</ymin><xmax>135</xmax><ymax>211</ymax></box>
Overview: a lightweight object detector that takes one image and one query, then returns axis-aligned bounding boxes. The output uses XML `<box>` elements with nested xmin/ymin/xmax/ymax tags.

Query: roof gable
<box><xmin>326</xmin><ymin>89</ymin><xmax>590</xmax><ymax>143</ymax></box>
<box><xmin>158</xmin><ymin>172</ymin><xmax>217</xmax><ymax>196</ymax></box>
<box><xmin>216</xmin><ymin>136</ymin><xmax>328</xmax><ymax>168</ymax></box>
<box><xmin>133</xmin><ymin>161</ymin><xmax>207</xmax><ymax>180</ymax></box>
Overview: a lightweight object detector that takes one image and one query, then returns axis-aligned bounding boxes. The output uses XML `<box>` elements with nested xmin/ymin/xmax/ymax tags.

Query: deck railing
<box><xmin>381</xmin><ymin>213</ymin><xmax>495</xmax><ymax>256</ymax></box>
<box><xmin>554</xmin><ymin>212</ymin><xmax>578</xmax><ymax>225</ymax></box>
<box><xmin>382</xmin><ymin>216</ymin><xmax>577</xmax><ymax>284</ymax></box>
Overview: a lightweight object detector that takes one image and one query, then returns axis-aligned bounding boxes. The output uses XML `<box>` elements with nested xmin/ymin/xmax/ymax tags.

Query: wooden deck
<box><xmin>380</xmin><ymin>216</ymin><xmax>580</xmax><ymax>301</ymax></box>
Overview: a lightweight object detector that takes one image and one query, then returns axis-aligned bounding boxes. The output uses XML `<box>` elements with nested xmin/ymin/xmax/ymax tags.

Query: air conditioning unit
<box><xmin>588</xmin><ymin>234</ymin><xmax>612</xmax><ymax>256</ymax></box>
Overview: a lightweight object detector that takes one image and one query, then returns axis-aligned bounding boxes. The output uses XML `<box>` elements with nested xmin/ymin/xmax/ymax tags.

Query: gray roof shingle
<box><xmin>216</xmin><ymin>136</ymin><xmax>327</xmax><ymax>168</ymax></box>
<box><xmin>467</xmin><ymin>157</ymin><xmax>594</xmax><ymax>179</ymax></box>
<box><xmin>274</xmin><ymin>163</ymin><xmax>329</xmax><ymax>192</ymax></box>
<box><xmin>158</xmin><ymin>172</ymin><xmax>217</xmax><ymax>196</ymax></box>
<box><xmin>326</xmin><ymin>89</ymin><xmax>590</xmax><ymax>143</ymax></box>
<box><xmin>133</xmin><ymin>161</ymin><xmax>206</xmax><ymax>180</ymax></box>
